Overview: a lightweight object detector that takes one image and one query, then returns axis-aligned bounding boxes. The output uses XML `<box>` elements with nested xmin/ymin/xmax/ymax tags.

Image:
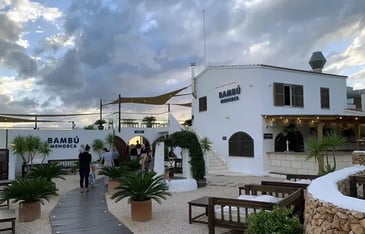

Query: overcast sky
<box><xmin>1</xmin><ymin>0</ymin><xmax>365</xmax><ymax>129</ymax></box>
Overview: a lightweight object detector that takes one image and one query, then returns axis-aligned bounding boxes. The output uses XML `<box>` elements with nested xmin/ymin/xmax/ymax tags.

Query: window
<box><xmin>229</xmin><ymin>132</ymin><xmax>254</xmax><ymax>157</ymax></box>
<box><xmin>199</xmin><ymin>96</ymin><xmax>207</xmax><ymax>112</ymax></box>
<box><xmin>273</xmin><ymin>83</ymin><xmax>303</xmax><ymax>107</ymax></box>
<box><xmin>320</xmin><ymin>87</ymin><xmax>330</xmax><ymax>109</ymax></box>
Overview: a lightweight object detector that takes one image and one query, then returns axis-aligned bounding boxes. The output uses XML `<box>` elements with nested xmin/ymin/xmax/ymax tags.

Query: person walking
<box><xmin>101</xmin><ymin>148</ymin><xmax>114</xmax><ymax>186</ymax></box>
<box><xmin>79</xmin><ymin>144</ymin><xmax>92</xmax><ymax>193</ymax></box>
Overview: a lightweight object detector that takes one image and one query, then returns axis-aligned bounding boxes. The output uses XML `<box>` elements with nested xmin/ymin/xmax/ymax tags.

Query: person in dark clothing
<box><xmin>79</xmin><ymin>144</ymin><xmax>92</xmax><ymax>193</ymax></box>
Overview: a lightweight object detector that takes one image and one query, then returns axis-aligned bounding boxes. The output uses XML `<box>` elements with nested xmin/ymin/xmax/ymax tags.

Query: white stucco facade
<box><xmin>191</xmin><ymin>64</ymin><xmax>349</xmax><ymax>175</ymax></box>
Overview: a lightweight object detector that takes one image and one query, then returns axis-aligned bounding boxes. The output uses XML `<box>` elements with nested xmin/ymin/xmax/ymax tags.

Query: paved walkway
<box><xmin>49</xmin><ymin>178</ymin><xmax>132</xmax><ymax>234</ymax></box>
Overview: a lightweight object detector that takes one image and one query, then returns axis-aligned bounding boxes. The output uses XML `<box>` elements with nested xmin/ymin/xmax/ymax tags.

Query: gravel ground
<box><xmin>0</xmin><ymin>173</ymin><xmax>283</xmax><ymax>234</ymax></box>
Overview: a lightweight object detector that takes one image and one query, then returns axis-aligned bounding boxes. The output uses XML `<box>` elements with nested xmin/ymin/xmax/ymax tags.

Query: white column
<box><xmin>182</xmin><ymin>149</ymin><xmax>192</xmax><ymax>179</ymax></box>
<box><xmin>153</xmin><ymin>142</ymin><xmax>165</xmax><ymax>176</ymax></box>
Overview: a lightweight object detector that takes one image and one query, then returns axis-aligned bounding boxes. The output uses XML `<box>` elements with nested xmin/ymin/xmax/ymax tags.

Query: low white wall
<box><xmin>266</xmin><ymin>151</ymin><xmax>353</xmax><ymax>175</ymax></box>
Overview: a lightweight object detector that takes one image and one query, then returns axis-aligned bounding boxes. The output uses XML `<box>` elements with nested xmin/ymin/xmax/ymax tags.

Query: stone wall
<box><xmin>266</xmin><ymin>151</ymin><xmax>353</xmax><ymax>175</ymax></box>
<box><xmin>353</xmin><ymin>151</ymin><xmax>365</xmax><ymax>165</ymax></box>
<box><xmin>305</xmin><ymin>193</ymin><xmax>365</xmax><ymax>234</ymax></box>
<box><xmin>304</xmin><ymin>168</ymin><xmax>365</xmax><ymax>233</ymax></box>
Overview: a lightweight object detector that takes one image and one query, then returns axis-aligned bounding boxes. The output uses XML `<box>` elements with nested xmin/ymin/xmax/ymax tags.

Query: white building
<box><xmin>191</xmin><ymin>53</ymin><xmax>365</xmax><ymax>175</ymax></box>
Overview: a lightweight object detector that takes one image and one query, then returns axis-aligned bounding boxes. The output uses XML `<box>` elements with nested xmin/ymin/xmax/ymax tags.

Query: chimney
<box><xmin>191</xmin><ymin>62</ymin><xmax>197</xmax><ymax>98</ymax></box>
<box><xmin>309</xmin><ymin>51</ymin><xmax>326</xmax><ymax>72</ymax></box>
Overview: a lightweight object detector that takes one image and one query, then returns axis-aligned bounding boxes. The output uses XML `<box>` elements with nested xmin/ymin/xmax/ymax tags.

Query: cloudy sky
<box><xmin>1</xmin><ymin>0</ymin><xmax>365</xmax><ymax>129</ymax></box>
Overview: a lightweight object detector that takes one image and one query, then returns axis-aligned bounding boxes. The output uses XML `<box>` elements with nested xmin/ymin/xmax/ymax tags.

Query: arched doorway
<box><xmin>114</xmin><ymin>136</ymin><xmax>128</xmax><ymax>162</ymax></box>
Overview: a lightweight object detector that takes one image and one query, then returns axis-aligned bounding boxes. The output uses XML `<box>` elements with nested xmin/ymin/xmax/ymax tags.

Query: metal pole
<box><xmin>100</xmin><ymin>99</ymin><xmax>102</xmax><ymax>121</ymax></box>
<box><xmin>118</xmin><ymin>94</ymin><xmax>121</xmax><ymax>133</ymax></box>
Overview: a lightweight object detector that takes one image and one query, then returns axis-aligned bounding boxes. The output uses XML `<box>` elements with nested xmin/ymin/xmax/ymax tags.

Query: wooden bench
<box><xmin>0</xmin><ymin>209</ymin><xmax>16</xmax><ymax>233</ymax></box>
<box><xmin>260</xmin><ymin>180</ymin><xmax>310</xmax><ymax>190</ymax></box>
<box><xmin>208</xmin><ymin>184</ymin><xmax>304</xmax><ymax>234</ymax></box>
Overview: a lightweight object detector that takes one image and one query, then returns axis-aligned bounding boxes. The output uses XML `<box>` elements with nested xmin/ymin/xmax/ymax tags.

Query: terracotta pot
<box><xmin>131</xmin><ymin>199</ymin><xmax>152</xmax><ymax>222</ymax></box>
<box><xmin>19</xmin><ymin>201</ymin><xmax>41</xmax><ymax>222</ymax></box>
<box><xmin>108</xmin><ymin>180</ymin><xmax>120</xmax><ymax>195</ymax></box>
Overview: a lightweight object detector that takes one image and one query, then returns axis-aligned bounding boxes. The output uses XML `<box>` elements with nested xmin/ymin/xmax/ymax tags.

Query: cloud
<box><xmin>1</xmin><ymin>0</ymin><xmax>365</xmax><ymax>128</ymax></box>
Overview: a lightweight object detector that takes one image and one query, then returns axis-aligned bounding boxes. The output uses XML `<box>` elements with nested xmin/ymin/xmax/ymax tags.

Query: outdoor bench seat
<box><xmin>208</xmin><ymin>184</ymin><xmax>304</xmax><ymax>234</ymax></box>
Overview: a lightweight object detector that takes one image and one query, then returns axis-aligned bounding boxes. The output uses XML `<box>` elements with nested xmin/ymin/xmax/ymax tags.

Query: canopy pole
<box><xmin>118</xmin><ymin>94</ymin><xmax>121</xmax><ymax>133</ymax></box>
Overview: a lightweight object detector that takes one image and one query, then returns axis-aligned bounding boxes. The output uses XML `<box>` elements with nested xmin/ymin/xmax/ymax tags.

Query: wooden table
<box><xmin>188</xmin><ymin>196</ymin><xmax>209</xmax><ymax>224</ymax></box>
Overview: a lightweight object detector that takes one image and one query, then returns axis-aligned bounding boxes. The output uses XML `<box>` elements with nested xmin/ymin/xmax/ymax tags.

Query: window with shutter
<box><xmin>320</xmin><ymin>87</ymin><xmax>330</xmax><ymax>109</ymax></box>
<box><xmin>273</xmin><ymin>82</ymin><xmax>303</xmax><ymax>107</ymax></box>
<box><xmin>199</xmin><ymin>96</ymin><xmax>207</xmax><ymax>112</ymax></box>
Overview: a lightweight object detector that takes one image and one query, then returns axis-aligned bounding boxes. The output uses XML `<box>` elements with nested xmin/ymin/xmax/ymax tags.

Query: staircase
<box><xmin>183</xmin><ymin>126</ymin><xmax>232</xmax><ymax>175</ymax></box>
<box><xmin>206</xmin><ymin>150</ymin><xmax>230</xmax><ymax>175</ymax></box>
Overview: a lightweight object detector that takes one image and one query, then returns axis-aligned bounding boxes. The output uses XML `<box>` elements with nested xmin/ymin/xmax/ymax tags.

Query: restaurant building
<box><xmin>191</xmin><ymin>52</ymin><xmax>365</xmax><ymax>175</ymax></box>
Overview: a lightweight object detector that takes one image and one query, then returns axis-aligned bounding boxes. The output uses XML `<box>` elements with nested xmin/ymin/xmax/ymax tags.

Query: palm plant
<box><xmin>11</xmin><ymin>135</ymin><xmax>43</xmax><ymax>165</ymax></box>
<box><xmin>11</xmin><ymin>135</ymin><xmax>27</xmax><ymax>163</ymax></box>
<box><xmin>92</xmin><ymin>139</ymin><xmax>104</xmax><ymax>159</ymax></box>
<box><xmin>39</xmin><ymin>141</ymin><xmax>52</xmax><ymax>163</ymax></box>
<box><xmin>26</xmin><ymin>163</ymin><xmax>69</xmax><ymax>182</ymax></box>
<box><xmin>142</xmin><ymin>116</ymin><xmax>157</xmax><ymax>128</ymax></box>
<box><xmin>0</xmin><ymin>177</ymin><xmax>58</xmax><ymax>204</ymax></box>
<box><xmin>106</xmin><ymin>134</ymin><xmax>115</xmax><ymax>150</ymax></box>
<box><xmin>307</xmin><ymin>131</ymin><xmax>347</xmax><ymax>175</ymax></box>
<box><xmin>111</xmin><ymin>171</ymin><xmax>171</xmax><ymax>203</ymax></box>
<box><xmin>307</xmin><ymin>136</ymin><xmax>326</xmax><ymax>175</ymax></box>
<box><xmin>200</xmin><ymin>137</ymin><xmax>212</xmax><ymax>153</ymax></box>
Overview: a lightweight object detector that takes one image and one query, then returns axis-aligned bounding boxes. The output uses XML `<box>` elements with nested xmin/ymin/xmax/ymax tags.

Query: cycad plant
<box><xmin>98</xmin><ymin>166</ymin><xmax>126</xmax><ymax>180</ymax></box>
<box><xmin>26</xmin><ymin>163</ymin><xmax>69</xmax><ymax>182</ymax></box>
<box><xmin>0</xmin><ymin>177</ymin><xmax>58</xmax><ymax>204</ymax></box>
<box><xmin>111</xmin><ymin>171</ymin><xmax>171</xmax><ymax>203</ymax></box>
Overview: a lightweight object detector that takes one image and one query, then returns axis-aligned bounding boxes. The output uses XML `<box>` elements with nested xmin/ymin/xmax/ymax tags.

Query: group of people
<box><xmin>78</xmin><ymin>141</ymin><xmax>155</xmax><ymax>193</ymax></box>
<box><xmin>78</xmin><ymin>144</ymin><xmax>117</xmax><ymax>193</ymax></box>
<box><xmin>128</xmin><ymin>140</ymin><xmax>154</xmax><ymax>172</ymax></box>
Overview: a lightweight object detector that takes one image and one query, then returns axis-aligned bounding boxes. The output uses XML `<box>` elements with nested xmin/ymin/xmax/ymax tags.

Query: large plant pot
<box><xmin>131</xmin><ymin>199</ymin><xmax>152</xmax><ymax>222</ymax></box>
<box><xmin>19</xmin><ymin>201</ymin><xmax>41</xmax><ymax>222</ymax></box>
<box><xmin>197</xmin><ymin>178</ymin><xmax>207</xmax><ymax>188</ymax></box>
<box><xmin>108</xmin><ymin>180</ymin><xmax>120</xmax><ymax>195</ymax></box>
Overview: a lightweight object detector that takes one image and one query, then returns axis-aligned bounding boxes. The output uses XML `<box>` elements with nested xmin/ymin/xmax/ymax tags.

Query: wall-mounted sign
<box><xmin>219</xmin><ymin>85</ymin><xmax>241</xmax><ymax>104</ymax></box>
<box><xmin>134</xmin><ymin>130</ymin><xmax>145</xmax><ymax>134</ymax></box>
<box><xmin>222</xmin><ymin>136</ymin><xmax>227</xmax><ymax>140</ymax></box>
<box><xmin>263</xmin><ymin>133</ymin><xmax>273</xmax><ymax>139</ymax></box>
<box><xmin>47</xmin><ymin>136</ymin><xmax>79</xmax><ymax>149</ymax></box>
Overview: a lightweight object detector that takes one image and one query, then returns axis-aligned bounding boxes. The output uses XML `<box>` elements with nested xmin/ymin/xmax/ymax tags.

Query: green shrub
<box><xmin>165</xmin><ymin>130</ymin><xmax>205</xmax><ymax>180</ymax></box>
<box><xmin>246</xmin><ymin>206</ymin><xmax>303</xmax><ymax>234</ymax></box>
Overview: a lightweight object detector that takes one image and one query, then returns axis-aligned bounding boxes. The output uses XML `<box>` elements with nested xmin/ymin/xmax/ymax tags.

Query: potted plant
<box><xmin>142</xmin><ymin>116</ymin><xmax>157</xmax><ymax>128</ymax></box>
<box><xmin>98</xmin><ymin>166</ymin><xmax>126</xmax><ymax>194</ymax></box>
<box><xmin>0</xmin><ymin>177</ymin><xmax>58</xmax><ymax>222</ymax></box>
<box><xmin>111</xmin><ymin>171</ymin><xmax>171</xmax><ymax>222</ymax></box>
<box><xmin>26</xmin><ymin>163</ymin><xmax>69</xmax><ymax>186</ymax></box>
<box><xmin>94</xmin><ymin>119</ymin><xmax>107</xmax><ymax>130</ymax></box>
